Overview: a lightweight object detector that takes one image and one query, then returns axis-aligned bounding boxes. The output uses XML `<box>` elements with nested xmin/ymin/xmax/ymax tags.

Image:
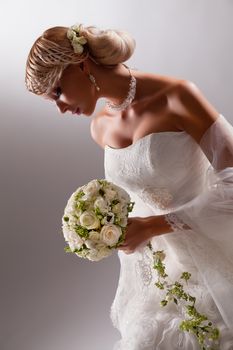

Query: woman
<box><xmin>25</xmin><ymin>23</ymin><xmax>233</xmax><ymax>349</ymax></box>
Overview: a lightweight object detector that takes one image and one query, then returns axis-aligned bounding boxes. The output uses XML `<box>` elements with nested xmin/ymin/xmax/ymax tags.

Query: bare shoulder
<box><xmin>135</xmin><ymin>77</ymin><xmax>182</xmax><ymax>110</ymax></box>
<box><xmin>175</xmin><ymin>80</ymin><xmax>220</xmax><ymax>144</ymax></box>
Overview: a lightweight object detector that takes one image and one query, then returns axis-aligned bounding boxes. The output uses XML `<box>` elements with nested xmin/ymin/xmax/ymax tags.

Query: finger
<box><xmin>117</xmin><ymin>244</ymin><xmax>126</xmax><ymax>249</ymax></box>
<box><xmin>124</xmin><ymin>250</ymin><xmax>134</xmax><ymax>254</ymax></box>
<box><xmin>118</xmin><ymin>246</ymin><xmax>127</xmax><ymax>251</ymax></box>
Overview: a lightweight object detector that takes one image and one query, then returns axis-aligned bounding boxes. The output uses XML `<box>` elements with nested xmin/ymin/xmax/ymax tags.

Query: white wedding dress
<box><xmin>104</xmin><ymin>113</ymin><xmax>233</xmax><ymax>349</ymax></box>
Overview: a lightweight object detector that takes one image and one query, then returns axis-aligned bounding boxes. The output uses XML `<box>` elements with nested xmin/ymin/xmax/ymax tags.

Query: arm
<box><xmin>142</xmin><ymin>213</ymin><xmax>191</xmax><ymax>239</ymax></box>
<box><xmin>142</xmin><ymin>80</ymin><xmax>222</xmax><ymax>237</ymax></box>
<box><xmin>119</xmin><ymin>213</ymin><xmax>191</xmax><ymax>254</ymax></box>
<box><xmin>120</xmin><ymin>81</ymin><xmax>233</xmax><ymax>245</ymax></box>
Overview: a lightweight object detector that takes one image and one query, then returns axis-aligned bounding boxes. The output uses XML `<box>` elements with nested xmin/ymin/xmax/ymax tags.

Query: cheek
<box><xmin>62</xmin><ymin>87</ymin><xmax>79</xmax><ymax>104</ymax></box>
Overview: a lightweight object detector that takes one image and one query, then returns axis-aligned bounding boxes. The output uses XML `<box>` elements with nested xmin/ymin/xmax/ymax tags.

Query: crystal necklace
<box><xmin>105</xmin><ymin>63</ymin><xmax>137</xmax><ymax>112</ymax></box>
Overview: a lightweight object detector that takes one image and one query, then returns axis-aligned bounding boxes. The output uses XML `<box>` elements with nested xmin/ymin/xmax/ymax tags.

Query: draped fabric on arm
<box><xmin>164</xmin><ymin>114</ymin><xmax>233</xmax><ymax>329</ymax></box>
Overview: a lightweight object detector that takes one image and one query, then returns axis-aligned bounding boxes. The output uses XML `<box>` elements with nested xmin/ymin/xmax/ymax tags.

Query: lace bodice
<box><xmin>104</xmin><ymin>130</ymin><xmax>210</xmax><ymax>216</ymax></box>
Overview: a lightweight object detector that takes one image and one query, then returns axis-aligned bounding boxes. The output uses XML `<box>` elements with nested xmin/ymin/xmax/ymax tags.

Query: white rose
<box><xmin>89</xmin><ymin>231</ymin><xmax>101</xmax><ymax>241</ymax></box>
<box><xmin>112</xmin><ymin>184</ymin><xmax>130</xmax><ymax>202</ymax></box>
<box><xmin>83</xmin><ymin>180</ymin><xmax>100</xmax><ymax>197</ymax></box>
<box><xmin>85</xmin><ymin>239</ymin><xmax>97</xmax><ymax>250</ymax></box>
<box><xmin>100</xmin><ymin>224</ymin><xmax>122</xmax><ymax>246</ymax></box>
<box><xmin>94</xmin><ymin>197</ymin><xmax>109</xmax><ymax>213</ymax></box>
<box><xmin>68</xmin><ymin>216</ymin><xmax>80</xmax><ymax>227</ymax></box>
<box><xmin>95</xmin><ymin>242</ymin><xmax>106</xmax><ymax>250</ymax></box>
<box><xmin>112</xmin><ymin>203</ymin><xmax>124</xmax><ymax>214</ymax></box>
<box><xmin>87</xmin><ymin>246</ymin><xmax>111</xmax><ymax>261</ymax></box>
<box><xmin>65</xmin><ymin>201</ymin><xmax>76</xmax><ymax>216</ymax></box>
<box><xmin>104</xmin><ymin>188</ymin><xmax>117</xmax><ymax>201</ymax></box>
<box><xmin>63</xmin><ymin>228</ymin><xmax>84</xmax><ymax>251</ymax></box>
<box><xmin>74</xmin><ymin>207</ymin><xmax>83</xmax><ymax>217</ymax></box>
<box><xmin>119</xmin><ymin>216</ymin><xmax>128</xmax><ymax>227</ymax></box>
<box><xmin>62</xmin><ymin>225</ymin><xmax>71</xmax><ymax>241</ymax></box>
<box><xmin>79</xmin><ymin>211</ymin><xmax>100</xmax><ymax>229</ymax></box>
<box><xmin>97</xmin><ymin>247</ymin><xmax>112</xmax><ymax>259</ymax></box>
<box><xmin>87</xmin><ymin>250</ymin><xmax>100</xmax><ymax>261</ymax></box>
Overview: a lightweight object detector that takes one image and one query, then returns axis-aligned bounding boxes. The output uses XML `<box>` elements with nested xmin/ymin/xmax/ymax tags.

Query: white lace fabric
<box><xmin>164</xmin><ymin>212</ymin><xmax>191</xmax><ymax>231</ymax></box>
<box><xmin>104</xmin><ymin>113</ymin><xmax>233</xmax><ymax>349</ymax></box>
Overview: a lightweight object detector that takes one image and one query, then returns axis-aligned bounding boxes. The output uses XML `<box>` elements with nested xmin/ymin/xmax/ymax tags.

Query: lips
<box><xmin>72</xmin><ymin>107</ymin><xmax>82</xmax><ymax>115</ymax></box>
<box><xmin>76</xmin><ymin>107</ymin><xmax>81</xmax><ymax>115</ymax></box>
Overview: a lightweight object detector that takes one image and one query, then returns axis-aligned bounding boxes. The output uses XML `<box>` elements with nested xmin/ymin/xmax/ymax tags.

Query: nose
<box><xmin>56</xmin><ymin>100</ymin><xmax>69</xmax><ymax>114</ymax></box>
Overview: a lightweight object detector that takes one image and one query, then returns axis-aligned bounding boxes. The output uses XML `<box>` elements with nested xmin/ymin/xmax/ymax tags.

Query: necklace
<box><xmin>105</xmin><ymin>64</ymin><xmax>137</xmax><ymax>112</ymax></box>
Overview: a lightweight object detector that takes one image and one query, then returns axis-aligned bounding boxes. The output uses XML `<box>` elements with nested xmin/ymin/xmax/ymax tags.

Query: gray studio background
<box><xmin>0</xmin><ymin>1</ymin><xmax>233</xmax><ymax>349</ymax></box>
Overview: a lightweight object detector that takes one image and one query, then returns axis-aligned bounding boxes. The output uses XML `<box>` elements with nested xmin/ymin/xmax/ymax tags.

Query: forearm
<box><xmin>142</xmin><ymin>212</ymin><xmax>191</xmax><ymax>238</ymax></box>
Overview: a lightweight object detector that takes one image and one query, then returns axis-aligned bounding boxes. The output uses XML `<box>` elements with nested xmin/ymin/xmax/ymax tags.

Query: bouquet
<box><xmin>61</xmin><ymin>179</ymin><xmax>220</xmax><ymax>348</ymax></box>
<box><xmin>62</xmin><ymin>179</ymin><xmax>134</xmax><ymax>261</ymax></box>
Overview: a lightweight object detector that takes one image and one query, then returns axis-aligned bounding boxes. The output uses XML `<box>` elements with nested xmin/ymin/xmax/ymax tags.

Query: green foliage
<box><xmin>94</xmin><ymin>206</ymin><xmax>104</xmax><ymax>219</ymax></box>
<box><xmin>114</xmin><ymin>216</ymin><xmax>121</xmax><ymax>225</ymax></box>
<box><xmin>76</xmin><ymin>200</ymin><xmax>86</xmax><ymax>211</ymax></box>
<box><xmin>155</xmin><ymin>281</ymin><xmax>165</xmax><ymax>290</ymax></box>
<box><xmin>147</xmin><ymin>244</ymin><xmax>221</xmax><ymax>350</ymax></box>
<box><xmin>127</xmin><ymin>201</ymin><xmax>135</xmax><ymax>212</ymax></box>
<box><xmin>75</xmin><ymin>190</ymin><xmax>85</xmax><ymax>200</ymax></box>
<box><xmin>74</xmin><ymin>225</ymin><xmax>89</xmax><ymax>238</ymax></box>
<box><xmin>98</xmin><ymin>179</ymin><xmax>108</xmax><ymax>186</ymax></box>
<box><xmin>64</xmin><ymin>246</ymin><xmax>72</xmax><ymax>253</ymax></box>
<box><xmin>111</xmin><ymin>199</ymin><xmax>120</xmax><ymax>206</ymax></box>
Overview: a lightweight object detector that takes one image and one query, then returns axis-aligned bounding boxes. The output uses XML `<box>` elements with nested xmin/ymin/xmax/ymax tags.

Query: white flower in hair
<box><xmin>67</xmin><ymin>24</ymin><xmax>87</xmax><ymax>54</ymax></box>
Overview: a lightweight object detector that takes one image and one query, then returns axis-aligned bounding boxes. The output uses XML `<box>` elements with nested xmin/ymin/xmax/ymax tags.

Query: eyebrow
<box><xmin>43</xmin><ymin>87</ymin><xmax>58</xmax><ymax>101</ymax></box>
<box><xmin>43</xmin><ymin>93</ymin><xmax>55</xmax><ymax>101</ymax></box>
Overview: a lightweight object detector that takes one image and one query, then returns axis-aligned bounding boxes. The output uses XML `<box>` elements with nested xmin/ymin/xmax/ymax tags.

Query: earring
<box><xmin>88</xmin><ymin>73</ymin><xmax>100</xmax><ymax>91</ymax></box>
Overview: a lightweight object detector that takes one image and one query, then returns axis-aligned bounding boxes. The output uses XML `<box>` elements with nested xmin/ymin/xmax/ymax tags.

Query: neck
<box><xmin>95</xmin><ymin>63</ymin><xmax>135</xmax><ymax>106</ymax></box>
<box><xmin>88</xmin><ymin>59</ymin><xmax>170</xmax><ymax>109</ymax></box>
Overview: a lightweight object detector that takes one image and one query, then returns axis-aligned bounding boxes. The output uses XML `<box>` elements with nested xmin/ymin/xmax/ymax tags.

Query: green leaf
<box><xmin>127</xmin><ymin>201</ymin><xmax>135</xmax><ymax>212</ymax></box>
<box><xmin>155</xmin><ymin>281</ymin><xmax>164</xmax><ymax>290</ymax></box>
<box><xmin>75</xmin><ymin>225</ymin><xmax>89</xmax><ymax>238</ymax></box>
<box><xmin>76</xmin><ymin>200</ymin><xmax>86</xmax><ymax>211</ymax></box>
<box><xmin>160</xmin><ymin>299</ymin><xmax>168</xmax><ymax>307</ymax></box>
<box><xmin>75</xmin><ymin>190</ymin><xmax>85</xmax><ymax>200</ymax></box>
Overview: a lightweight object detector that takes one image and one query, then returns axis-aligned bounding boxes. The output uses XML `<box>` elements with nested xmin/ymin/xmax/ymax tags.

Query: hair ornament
<box><xmin>67</xmin><ymin>24</ymin><xmax>87</xmax><ymax>54</ymax></box>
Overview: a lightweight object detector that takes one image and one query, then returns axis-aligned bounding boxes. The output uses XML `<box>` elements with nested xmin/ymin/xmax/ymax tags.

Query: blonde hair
<box><xmin>25</xmin><ymin>24</ymin><xmax>136</xmax><ymax>96</ymax></box>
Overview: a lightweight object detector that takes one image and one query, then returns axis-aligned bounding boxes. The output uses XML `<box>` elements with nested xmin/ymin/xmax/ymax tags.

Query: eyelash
<box><xmin>55</xmin><ymin>87</ymin><xmax>62</xmax><ymax>99</ymax></box>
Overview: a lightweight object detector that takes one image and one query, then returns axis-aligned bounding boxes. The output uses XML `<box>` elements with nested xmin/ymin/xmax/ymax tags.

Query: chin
<box><xmin>85</xmin><ymin>104</ymin><xmax>97</xmax><ymax>117</ymax></box>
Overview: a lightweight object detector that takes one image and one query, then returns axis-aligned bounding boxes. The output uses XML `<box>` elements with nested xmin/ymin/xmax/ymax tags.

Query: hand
<box><xmin>117</xmin><ymin>217</ymin><xmax>152</xmax><ymax>255</ymax></box>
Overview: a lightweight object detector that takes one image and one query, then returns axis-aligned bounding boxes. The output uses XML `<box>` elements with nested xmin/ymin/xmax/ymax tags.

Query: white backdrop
<box><xmin>0</xmin><ymin>1</ymin><xmax>232</xmax><ymax>349</ymax></box>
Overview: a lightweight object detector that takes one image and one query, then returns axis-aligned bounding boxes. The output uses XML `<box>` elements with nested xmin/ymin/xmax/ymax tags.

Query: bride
<box><xmin>25</xmin><ymin>23</ymin><xmax>233</xmax><ymax>349</ymax></box>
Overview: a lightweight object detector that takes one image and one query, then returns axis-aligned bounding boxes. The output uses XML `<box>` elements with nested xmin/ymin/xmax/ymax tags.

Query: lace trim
<box><xmin>164</xmin><ymin>212</ymin><xmax>191</xmax><ymax>231</ymax></box>
<box><xmin>138</xmin><ymin>186</ymin><xmax>174</xmax><ymax>210</ymax></box>
<box><xmin>135</xmin><ymin>248</ymin><xmax>153</xmax><ymax>287</ymax></box>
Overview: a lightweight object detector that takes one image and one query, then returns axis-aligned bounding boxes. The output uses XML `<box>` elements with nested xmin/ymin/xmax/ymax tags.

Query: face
<box><xmin>44</xmin><ymin>60</ymin><xmax>98</xmax><ymax>116</ymax></box>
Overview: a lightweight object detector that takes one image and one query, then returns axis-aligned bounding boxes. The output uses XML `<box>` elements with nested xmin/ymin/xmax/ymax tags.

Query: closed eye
<box><xmin>55</xmin><ymin>86</ymin><xmax>62</xmax><ymax>99</ymax></box>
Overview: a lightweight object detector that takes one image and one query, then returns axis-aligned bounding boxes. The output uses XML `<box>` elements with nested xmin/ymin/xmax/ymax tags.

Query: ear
<box><xmin>79</xmin><ymin>62</ymin><xmax>85</xmax><ymax>71</ymax></box>
<box><xmin>79</xmin><ymin>60</ymin><xmax>90</xmax><ymax>74</ymax></box>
